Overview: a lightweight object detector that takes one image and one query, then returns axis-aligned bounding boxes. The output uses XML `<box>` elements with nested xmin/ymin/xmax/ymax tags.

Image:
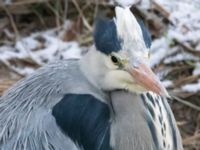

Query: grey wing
<box><xmin>0</xmin><ymin>60</ymin><xmax>82</xmax><ymax>150</ymax></box>
<box><xmin>0</xmin><ymin>108</ymin><xmax>79</xmax><ymax>150</ymax></box>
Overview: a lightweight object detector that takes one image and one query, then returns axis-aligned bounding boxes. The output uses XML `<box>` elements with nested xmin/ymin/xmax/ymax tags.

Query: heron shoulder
<box><xmin>52</xmin><ymin>93</ymin><xmax>112</xmax><ymax>150</ymax></box>
<box><xmin>0</xmin><ymin>59</ymin><xmax>111</xmax><ymax>149</ymax></box>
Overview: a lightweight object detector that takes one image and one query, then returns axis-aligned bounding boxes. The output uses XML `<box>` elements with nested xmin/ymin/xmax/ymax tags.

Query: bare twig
<box><xmin>0</xmin><ymin>79</ymin><xmax>18</xmax><ymax>95</ymax></box>
<box><xmin>0</xmin><ymin>60</ymin><xmax>25</xmax><ymax>77</ymax></box>
<box><xmin>0</xmin><ymin>0</ymin><xmax>50</xmax><ymax>8</ymax></box>
<box><xmin>32</xmin><ymin>9</ymin><xmax>46</xmax><ymax>26</ymax></box>
<box><xmin>171</xmin><ymin>95</ymin><xmax>200</xmax><ymax>111</ymax></box>
<box><xmin>176</xmin><ymin>121</ymin><xmax>187</xmax><ymax>126</ymax></box>
<box><xmin>46</xmin><ymin>2</ymin><xmax>62</xmax><ymax>28</ymax></box>
<box><xmin>174</xmin><ymin>39</ymin><xmax>200</xmax><ymax>57</ymax></box>
<box><xmin>2</xmin><ymin>5</ymin><xmax>19</xmax><ymax>40</ymax></box>
<box><xmin>173</xmin><ymin>75</ymin><xmax>199</xmax><ymax>88</ymax></box>
<box><xmin>152</xmin><ymin>0</ymin><xmax>170</xmax><ymax>19</ymax></box>
<box><xmin>63</xmin><ymin>0</ymin><xmax>69</xmax><ymax>22</ymax></box>
<box><xmin>183</xmin><ymin>133</ymin><xmax>200</xmax><ymax>145</ymax></box>
<box><xmin>93</xmin><ymin>0</ymin><xmax>99</xmax><ymax>19</ymax></box>
<box><xmin>55</xmin><ymin>0</ymin><xmax>61</xmax><ymax>27</ymax></box>
<box><xmin>71</xmin><ymin>0</ymin><xmax>93</xmax><ymax>32</ymax></box>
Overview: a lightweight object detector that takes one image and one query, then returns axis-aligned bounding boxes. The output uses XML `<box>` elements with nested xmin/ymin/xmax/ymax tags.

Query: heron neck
<box><xmin>79</xmin><ymin>47</ymin><xmax>104</xmax><ymax>91</ymax></box>
<box><xmin>109</xmin><ymin>91</ymin><xmax>156</xmax><ymax>150</ymax></box>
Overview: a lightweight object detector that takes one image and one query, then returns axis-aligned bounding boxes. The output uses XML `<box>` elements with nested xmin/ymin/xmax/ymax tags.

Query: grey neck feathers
<box><xmin>109</xmin><ymin>91</ymin><xmax>156</xmax><ymax>150</ymax></box>
<box><xmin>109</xmin><ymin>91</ymin><xmax>183</xmax><ymax>150</ymax></box>
<box><xmin>80</xmin><ymin>47</ymin><xmax>106</xmax><ymax>93</ymax></box>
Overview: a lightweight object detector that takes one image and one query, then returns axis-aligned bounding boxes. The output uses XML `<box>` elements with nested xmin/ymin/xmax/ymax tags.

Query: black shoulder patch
<box><xmin>93</xmin><ymin>18</ymin><xmax>122</xmax><ymax>55</ymax></box>
<box><xmin>52</xmin><ymin>94</ymin><xmax>112</xmax><ymax>150</ymax></box>
<box><xmin>138</xmin><ymin>20</ymin><xmax>152</xmax><ymax>48</ymax></box>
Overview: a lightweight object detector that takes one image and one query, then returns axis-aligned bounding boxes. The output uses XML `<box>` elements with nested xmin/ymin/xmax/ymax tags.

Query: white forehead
<box><xmin>114</xmin><ymin>7</ymin><xmax>148</xmax><ymax>58</ymax></box>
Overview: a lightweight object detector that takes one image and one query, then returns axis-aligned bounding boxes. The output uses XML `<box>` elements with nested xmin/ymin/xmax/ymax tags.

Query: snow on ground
<box><xmin>182</xmin><ymin>80</ymin><xmax>200</xmax><ymax>93</ymax></box>
<box><xmin>162</xmin><ymin>80</ymin><xmax>173</xmax><ymax>88</ymax></box>
<box><xmin>181</xmin><ymin>63</ymin><xmax>200</xmax><ymax>93</ymax></box>
<box><xmin>0</xmin><ymin>0</ymin><xmax>200</xmax><ymax>92</ymax></box>
<box><xmin>164</xmin><ymin>53</ymin><xmax>199</xmax><ymax>64</ymax></box>
<box><xmin>0</xmin><ymin>21</ymin><xmax>83</xmax><ymax>75</ymax></box>
<box><xmin>150</xmin><ymin>0</ymin><xmax>200</xmax><ymax>64</ymax></box>
<box><xmin>150</xmin><ymin>37</ymin><xmax>169</xmax><ymax>67</ymax></box>
<box><xmin>147</xmin><ymin>0</ymin><xmax>200</xmax><ymax>92</ymax></box>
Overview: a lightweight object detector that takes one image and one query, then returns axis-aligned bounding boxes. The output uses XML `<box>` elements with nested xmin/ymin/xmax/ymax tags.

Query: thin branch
<box><xmin>0</xmin><ymin>79</ymin><xmax>17</xmax><ymax>96</ymax></box>
<box><xmin>55</xmin><ymin>0</ymin><xmax>61</xmax><ymax>27</ymax></box>
<box><xmin>2</xmin><ymin>5</ymin><xmax>19</xmax><ymax>40</ymax></box>
<box><xmin>71</xmin><ymin>0</ymin><xmax>92</xmax><ymax>32</ymax></box>
<box><xmin>151</xmin><ymin>0</ymin><xmax>170</xmax><ymax>19</ymax></box>
<box><xmin>32</xmin><ymin>9</ymin><xmax>46</xmax><ymax>26</ymax></box>
<box><xmin>0</xmin><ymin>0</ymin><xmax>50</xmax><ymax>7</ymax></box>
<box><xmin>173</xmin><ymin>75</ymin><xmax>199</xmax><ymax>88</ymax></box>
<box><xmin>0</xmin><ymin>60</ymin><xmax>25</xmax><ymax>77</ymax></box>
<box><xmin>171</xmin><ymin>95</ymin><xmax>200</xmax><ymax>111</ymax></box>
<box><xmin>63</xmin><ymin>0</ymin><xmax>69</xmax><ymax>22</ymax></box>
<box><xmin>93</xmin><ymin>0</ymin><xmax>99</xmax><ymax>19</ymax></box>
<box><xmin>46</xmin><ymin>2</ymin><xmax>61</xmax><ymax>27</ymax></box>
<box><xmin>183</xmin><ymin>133</ymin><xmax>200</xmax><ymax>145</ymax></box>
<box><xmin>174</xmin><ymin>38</ymin><xmax>200</xmax><ymax>57</ymax></box>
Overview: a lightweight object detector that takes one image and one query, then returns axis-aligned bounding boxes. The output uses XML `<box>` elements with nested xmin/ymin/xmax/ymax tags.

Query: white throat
<box><xmin>79</xmin><ymin>47</ymin><xmax>106</xmax><ymax>90</ymax></box>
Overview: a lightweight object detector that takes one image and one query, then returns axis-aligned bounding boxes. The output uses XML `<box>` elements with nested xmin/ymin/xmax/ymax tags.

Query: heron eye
<box><xmin>111</xmin><ymin>55</ymin><xmax>119</xmax><ymax>64</ymax></box>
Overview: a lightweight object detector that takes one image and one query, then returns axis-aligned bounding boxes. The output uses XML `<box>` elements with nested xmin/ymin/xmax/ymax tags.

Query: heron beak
<box><xmin>127</xmin><ymin>62</ymin><xmax>169</xmax><ymax>97</ymax></box>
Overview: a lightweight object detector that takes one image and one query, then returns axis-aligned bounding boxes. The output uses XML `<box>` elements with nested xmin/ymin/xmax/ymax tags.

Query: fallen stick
<box><xmin>183</xmin><ymin>133</ymin><xmax>200</xmax><ymax>145</ymax></box>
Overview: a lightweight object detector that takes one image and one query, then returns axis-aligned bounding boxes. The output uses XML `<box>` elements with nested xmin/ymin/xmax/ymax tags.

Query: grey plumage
<box><xmin>0</xmin><ymin>60</ymin><xmax>79</xmax><ymax>150</ymax></box>
<box><xmin>0</xmin><ymin>59</ymin><xmax>107</xmax><ymax>150</ymax></box>
<box><xmin>0</xmin><ymin>6</ymin><xmax>183</xmax><ymax>150</ymax></box>
<box><xmin>0</xmin><ymin>59</ymin><xmax>183</xmax><ymax>150</ymax></box>
<box><xmin>110</xmin><ymin>91</ymin><xmax>183</xmax><ymax>150</ymax></box>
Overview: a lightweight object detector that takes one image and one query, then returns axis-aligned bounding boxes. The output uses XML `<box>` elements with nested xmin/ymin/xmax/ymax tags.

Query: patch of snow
<box><xmin>164</xmin><ymin>53</ymin><xmax>199</xmax><ymax>64</ymax></box>
<box><xmin>0</xmin><ymin>20</ymin><xmax>84</xmax><ymax>75</ymax></box>
<box><xmin>137</xmin><ymin>0</ymin><xmax>151</xmax><ymax>9</ymax></box>
<box><xmin>148</xmin><ymin>0</ymin><xmax>200</xmax><ymax>67</ymax></box>
<box><xmin>15</xmin><ymin>67</ymin><xmax>36</xmax><ymax>75</ymax></box>
<box><xmin>16</xmin><ymin>37</ymin><xmax>40</xmax><ymax>51</ymax></box>
<box><xmin>150</xmin><ymin>37</ymin><xmax>169</xmax><ymax>67</ymax></box>
<box><xmin>181</xmin><ymin>80</ymin><xmax>200</xmax><ymax>93</ymax></box>
<box><xmin>168</xmin><ymin>30</ymin><xmax>200</xmax><ymax>44</ymax></box>
<box><xmin>162</xmin><ymin>80</ymin><xmax>173</xmax><ymax>88</ymax></box>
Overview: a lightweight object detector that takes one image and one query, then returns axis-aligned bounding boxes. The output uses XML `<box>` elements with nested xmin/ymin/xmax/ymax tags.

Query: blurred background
<box><xmin>0</xmin><ymin>0</ymin><xmax>200</xmax><ymax>149</ymax></box>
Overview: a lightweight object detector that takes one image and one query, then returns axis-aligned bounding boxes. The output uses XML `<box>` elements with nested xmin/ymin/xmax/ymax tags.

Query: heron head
<box><xmin>81</xmin><ymin>7</ymin><xmax>168</xmax><ymax>97</ymax></box>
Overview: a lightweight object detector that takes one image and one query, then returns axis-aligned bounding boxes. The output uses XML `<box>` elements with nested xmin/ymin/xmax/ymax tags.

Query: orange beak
<box><xmin>127</xmin><ymin>62</ymin><xmax>169</xmax><ymax>97</ymax></box>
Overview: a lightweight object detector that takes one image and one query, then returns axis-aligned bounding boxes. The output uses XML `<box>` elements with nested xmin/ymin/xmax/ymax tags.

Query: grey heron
<box><xmin>0</xmin><ymin>6</ymin><xmax>183</xmax><ymax>150</ymax></box>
